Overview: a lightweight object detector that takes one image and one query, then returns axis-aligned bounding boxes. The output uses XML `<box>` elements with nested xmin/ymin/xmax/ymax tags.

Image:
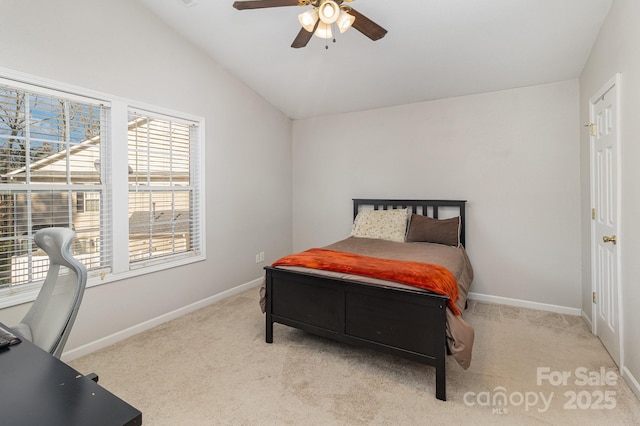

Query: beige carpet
<box><xmin>69</xmin><ymin>288</ymin><xmax>640</xmax><ymax>425</ymax></box>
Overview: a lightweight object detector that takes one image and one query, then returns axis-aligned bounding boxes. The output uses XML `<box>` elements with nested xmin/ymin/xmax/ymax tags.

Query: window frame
<box><xmin>126</xmin><ymin>108</ymin><xmax>202</xmax><ymax>267</ymax></box>
<box><xmin>0</xmin><ymin>67</ymin><xmax>206</xmax><ymax>309</ymax></box>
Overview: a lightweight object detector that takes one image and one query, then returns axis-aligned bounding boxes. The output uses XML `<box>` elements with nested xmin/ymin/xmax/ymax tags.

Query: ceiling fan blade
<box><xmin>291</xmin><ymin>18</ymin><xmax>319</xmax><ymax>49</ymax></box>
<box><xmin>291</xmin><ymin>27</ymin><xmax>314</xmax><ymax>48</ymax></box>
<box><xmin>348</xmin><ymin>7</ymin><xmax>387</xmax><ymax>41</ymax></box>
<box><xmin>233</xmin><ymin>0</ymin><xmax>302</xmax><ymax>10</ymax></box>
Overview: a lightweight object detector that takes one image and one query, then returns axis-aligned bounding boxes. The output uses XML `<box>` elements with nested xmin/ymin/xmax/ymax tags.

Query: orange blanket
<box><xmin>272</xmin><ymin>248</ymin><xmax>460</xmax><ymax>315</ymax></box>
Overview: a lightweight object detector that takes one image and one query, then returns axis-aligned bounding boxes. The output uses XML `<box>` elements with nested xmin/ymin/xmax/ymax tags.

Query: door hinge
<box><xmin>585</xmin><ymin>123</ymin><xmax>597</xmax><ymax>136</ymax></box>
<box><xmin>592</xmin><ymin>208</ymin><xmax>596</xmax><ymax>220</ymax></box>
<box><xmin>593</xmin><ymin>292</ymin><xmax>597</xmax><ymax>304</ymax></box>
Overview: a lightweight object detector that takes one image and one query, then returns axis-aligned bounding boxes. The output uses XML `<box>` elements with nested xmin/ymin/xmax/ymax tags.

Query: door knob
<box><xmin>603</xmin><ymin>235</ymin><xmax>617</xmax><ymax>245</ymax></box>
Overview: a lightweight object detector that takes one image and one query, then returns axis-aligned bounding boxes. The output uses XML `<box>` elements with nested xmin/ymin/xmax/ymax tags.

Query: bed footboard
<box><xmin>264</xmin><ymin>266</ymin><xmax>449</xmax><ymax>401</ymax></box>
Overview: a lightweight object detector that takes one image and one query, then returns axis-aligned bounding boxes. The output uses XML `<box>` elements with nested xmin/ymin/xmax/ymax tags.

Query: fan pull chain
<box><xmin>325</xmin><ymin>23</ymin><xmax>337</xmax><ymax>50</ymax></box>
<box><xmin>331</xmin><ymin>22</ymin><xmax>338</xmax><ymax>43</ymax></box>
<box><xmin>332</xmin><ymin>22</ymin><xmax>336</xmax><ymax>45</ymax></box>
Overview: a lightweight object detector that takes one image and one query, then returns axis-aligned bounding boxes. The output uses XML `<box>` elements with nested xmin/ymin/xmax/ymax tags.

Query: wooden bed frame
<box><xmin>264</xmin><ymin>199</ymin><xmax>467</xmax><ymax>401</ymax></box>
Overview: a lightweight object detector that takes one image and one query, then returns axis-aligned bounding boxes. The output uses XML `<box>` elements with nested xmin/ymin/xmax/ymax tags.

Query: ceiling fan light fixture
<box><xmin>318</xmin><ymin>0</ymin><xmax>340</xmax><ymax>24</ymax></box>
<box><xmin>314</xmin><ymin>21</ymin><xmax>333</xmax><ymax>39</ymax></box>
<box><xmin>336</xmin><ymin>9</ymin><xmax>355</xmax><ymax>33</ymax></box>
<box><xmin>298</xmin><ymin>8</ymin><xmax>319</xmax><ymax>32</ymax></box>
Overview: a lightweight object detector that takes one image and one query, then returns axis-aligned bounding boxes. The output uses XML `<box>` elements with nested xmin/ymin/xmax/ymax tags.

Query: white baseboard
<box><xmin>581</xmin><ymin>310</ymin><xmax>593</xmax><ymax>329</ymax></box>
<box><xmin>622</xmin><ymin>366</ymin><xmax>640</xmax><ymax>400</ymax></box>
<box><xmin>467</xmin><ymin>292</ymin><xmax>582</xmax><ymax>316</ymax></box>
<box><xmin>61</xmin><ymin>277</ymin><xmax>263</xmax><ymax>362</ymax></box>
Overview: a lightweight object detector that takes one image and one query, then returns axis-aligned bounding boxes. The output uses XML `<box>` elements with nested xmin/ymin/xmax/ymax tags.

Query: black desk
<box><xmin>0</xmin><ymin>325</ymin><xmax>142</xmax><ymax>426</ymax></box>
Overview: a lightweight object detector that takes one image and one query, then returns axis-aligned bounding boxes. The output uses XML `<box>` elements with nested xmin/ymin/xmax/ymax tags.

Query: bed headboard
<box><xmin>352</xmin><ymin>199</ymin><xmax>467</xmax><ymax>247</ymax></box>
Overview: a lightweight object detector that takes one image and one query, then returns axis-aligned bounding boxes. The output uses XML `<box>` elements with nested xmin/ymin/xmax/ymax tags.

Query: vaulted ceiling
<box><xmin>139</xmin><ymin>0</ymin><xmax>612</xmax><ymax>119</ymax></box>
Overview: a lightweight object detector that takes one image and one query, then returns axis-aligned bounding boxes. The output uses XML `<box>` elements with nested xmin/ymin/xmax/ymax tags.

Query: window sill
<box><xmin>0</xmin><ymin>253</ymin><xmax>206</xmax><ymax>310</ymax></box>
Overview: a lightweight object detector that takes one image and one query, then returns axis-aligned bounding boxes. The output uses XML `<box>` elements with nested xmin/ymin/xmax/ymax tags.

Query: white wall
<box><xmin>293</xmin><ymin>80</ymin><xmax>582</xmax><ymax>310</ymax></box>
<box><xmin>0</xmin><ymin>0</ymin><xmax>293</xmax><ymax>355</ymax></box>
<box><xmin>579</xmin><ymin>0</ymin><xmax>640</xmax><ymax>396</ymax></box>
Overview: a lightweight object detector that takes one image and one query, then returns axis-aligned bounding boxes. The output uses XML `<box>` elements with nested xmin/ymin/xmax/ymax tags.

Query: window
<box><xmin>127</xmin><ymin>110</ymin><xmax>201</xmax><ymax>265</ymax></box>
<box><xmin>0</xmin><ymin>72</ymin><xmax>205</xmax><ymax>304</ymax></box>
<box><xmin>76</xmin><ymin>191</ymin><xmax>100</xmax><ymax>214</ymax></box>
<box><xmin>0</xmin><ymin>84</ymin><xmax>108</xmax><ymax>288</ymax></box>
<box><xmin>85</xmin><ymin>192</ymin><xmax>100</xmax><ymax>212</ymax></box>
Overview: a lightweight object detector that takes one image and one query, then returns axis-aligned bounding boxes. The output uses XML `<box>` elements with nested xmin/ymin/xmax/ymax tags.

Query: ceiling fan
<box><xmin>232</xmin><ymin>0</ymin><xmax>387</xmax><ymax>48</ymax></box>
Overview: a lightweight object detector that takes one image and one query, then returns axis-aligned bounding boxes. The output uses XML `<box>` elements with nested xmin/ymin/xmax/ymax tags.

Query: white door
<box><xmin>590</xmin><ymin>75</ymin><xmax>620</xmax><ymax>366</ymax></box>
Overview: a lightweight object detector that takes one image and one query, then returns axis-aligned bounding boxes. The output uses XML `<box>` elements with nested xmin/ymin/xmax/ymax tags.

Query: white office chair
<box><xmin>12</xmin><ymin>227</ymin><xmax>87</xmax><ymax>358</ymax></box>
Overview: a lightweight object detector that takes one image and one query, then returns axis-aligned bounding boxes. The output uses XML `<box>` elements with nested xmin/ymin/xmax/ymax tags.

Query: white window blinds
<box><xmin>127</xmin><ymin>109</ymin><xmax>201</xmax><ymax>265</ymax></box>
<box><xmin>0</xmin><ymin>83</ymin><xmax>111</xmax><ymax>290</ymax></box>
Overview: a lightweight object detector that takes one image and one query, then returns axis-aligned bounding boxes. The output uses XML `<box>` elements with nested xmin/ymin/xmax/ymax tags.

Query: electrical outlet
<box><xmin>256</xmin><ymin>251</ymin><xmax>265</xmax><ymax>263</ymax></box>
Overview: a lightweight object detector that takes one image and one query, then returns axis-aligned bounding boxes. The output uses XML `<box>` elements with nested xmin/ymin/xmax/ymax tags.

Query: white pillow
<box><xmin>350</xmin><ymin>208</ymin><xmax>408</xmax><ymax>242</ymax></box>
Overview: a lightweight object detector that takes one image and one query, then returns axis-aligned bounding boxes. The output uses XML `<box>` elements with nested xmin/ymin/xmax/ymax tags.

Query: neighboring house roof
<box><xmin>1</xmin><ymin>116</ymin><xmax>148</xmax><ymax>179</ymax></box>
<box><xmin>2</xmin><ymin>133</ymin><xmax>100</xmax><ymax>178</ymax></box>
<box><xmin>129</xmin><ymin>210</ymin><xmax>190</xmax><ymax>237</ymax></box>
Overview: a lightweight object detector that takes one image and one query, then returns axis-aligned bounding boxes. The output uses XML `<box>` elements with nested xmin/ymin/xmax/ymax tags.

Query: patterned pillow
<box><xmin>350</xmin><ymin>208</ymin><xmax>408</xmax><ymax>242</ymax></box>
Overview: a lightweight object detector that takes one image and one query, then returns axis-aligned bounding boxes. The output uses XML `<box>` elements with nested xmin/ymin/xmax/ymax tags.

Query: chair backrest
<box><xmin>20</xmin><ymin>227</ymin><xmax>87</xmax><ymax>358</ymax></box>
